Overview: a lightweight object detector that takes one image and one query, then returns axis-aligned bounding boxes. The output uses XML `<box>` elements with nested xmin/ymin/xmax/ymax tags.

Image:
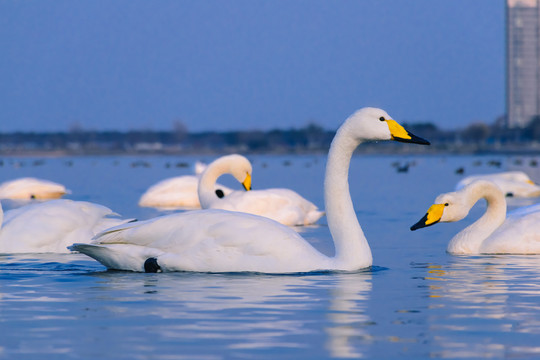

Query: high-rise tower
<box><xmin>507</xmin><ymin>0</ymin><xmax>540</xmax><ymax>128</ymax></box>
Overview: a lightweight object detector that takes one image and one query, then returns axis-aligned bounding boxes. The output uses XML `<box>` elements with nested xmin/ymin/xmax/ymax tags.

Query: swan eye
<box><xmin>444</xmin><ymin>203</ymin><xmax>449</xmax><ymax>206</ymax></box>
<box><xmin>379</xmin><ymin>117</ymin><xmax>385</xmax><ymax>122</ymax></box>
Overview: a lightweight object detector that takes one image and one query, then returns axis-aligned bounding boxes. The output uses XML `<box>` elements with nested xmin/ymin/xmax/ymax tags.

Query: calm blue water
<box><xmin>1</xmin><ymin>154</ymin><xmax>540</xmax><ymax>359</ymax></box>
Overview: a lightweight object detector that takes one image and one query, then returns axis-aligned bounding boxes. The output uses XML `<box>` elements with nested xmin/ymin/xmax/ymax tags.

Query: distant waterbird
<box><xmin>0</xmin><ymin>177</ymin><xmax>70</xmax><ymax>200</ymax></box>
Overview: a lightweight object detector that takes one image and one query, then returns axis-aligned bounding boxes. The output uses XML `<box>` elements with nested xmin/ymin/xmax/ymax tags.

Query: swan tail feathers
<box><xmin>69</xmin><ymin>243</ymin><xmax>152</xmax><ymax>272</ymax></box>
<box><xmin>68</xmin><ymin>243</ymin><xmax>120</xmax><ymax>269</ymax></box>
<box><xmin>306</xmin><ymin>210</ymin><xmax>325</xmax><ymax>225</ymax></box>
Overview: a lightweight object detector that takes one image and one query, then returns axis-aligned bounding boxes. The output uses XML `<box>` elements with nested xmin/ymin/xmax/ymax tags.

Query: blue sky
<box><xmin>0</xmin><ymin>0</ymin><xmax>505</xmax><ymax>132</ymax></box>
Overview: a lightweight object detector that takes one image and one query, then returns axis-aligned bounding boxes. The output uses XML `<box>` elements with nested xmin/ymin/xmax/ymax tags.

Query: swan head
<box><xmin>410</xmin><ymin>181</ymin><xmax>499</xmax><ymax>230</ymax></box>
<box><xmin>410</xmin><ymin>191</ymin><xmax>470</xmax><ymax>231</ymax></box>
<box><xmin>208</xmin><ymin>154</ymin><xmax>252</xmax><ymax>191</ymax></box>
<box><xmin>343</xmin><ymin>107</ymin><xmax>430</xmax><ymax>145</ymax></box>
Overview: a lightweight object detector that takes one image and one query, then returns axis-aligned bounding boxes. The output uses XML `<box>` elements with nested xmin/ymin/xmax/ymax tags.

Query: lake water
<box><xmin>1</xmin><ymin>153</ymin><xmax>540</xmax><ymax>359</ymax></box>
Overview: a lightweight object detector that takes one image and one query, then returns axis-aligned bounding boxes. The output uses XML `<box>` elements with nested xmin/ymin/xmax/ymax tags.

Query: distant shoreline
<box><xmin>2</xmin><ymin>142</ymin><xmax>540</xmax><ymax>157</ymax></box>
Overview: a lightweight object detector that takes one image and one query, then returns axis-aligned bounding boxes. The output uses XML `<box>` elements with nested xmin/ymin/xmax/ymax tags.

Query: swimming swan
<box><xmin>0</xmin><ymin>199</ymin><xmax>130</xmax><ymax>253</ymax></box>
<box><xmin>198</xmin><ymin>154</ymin><xmax>324</xmax><ymax>226</ymax></box>
<box><xmin>138</xmin><ymin>162</ymin><xmax>233</xmax><ymax>209</ymax></box>
<box><xmin>0</xmin><ymin>177</ymin><xmax>69</xmax><ymax>200</ymax></box>
<box><xmin>456</xmin><ymin>171</ymin><xmax>540</xmax><ymax>198</ymax></box>
<box><xmin>70</xmin><ymin>107</ymin><xmax>430</xmax><ymax>273</ymax></box>
<box><xmin>411</xmin><ymin>179</ymin><xmax>540</xmax><ymax>254</ymax></box>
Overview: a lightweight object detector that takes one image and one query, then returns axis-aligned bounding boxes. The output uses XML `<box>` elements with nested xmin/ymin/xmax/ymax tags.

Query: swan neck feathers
<box><xmin>324</xmin><ymin>122</ymin><xmax>371</xmax><ymax>268</ymax></box>
<box><xmin>448</xmin><ymin>180</ymin><xmax>507</xmax><ymax>254</ymax></box>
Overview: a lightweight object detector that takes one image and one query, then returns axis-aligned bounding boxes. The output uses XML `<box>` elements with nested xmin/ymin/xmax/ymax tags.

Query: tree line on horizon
<box><xmin>0</xmin><ymin>118</ymin><xmax>539</xmax><ymax>154</ymax></box>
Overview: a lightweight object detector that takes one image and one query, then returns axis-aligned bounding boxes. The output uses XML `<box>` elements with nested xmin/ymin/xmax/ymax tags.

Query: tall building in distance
<box><xmin>507</xmin><ymin>0</ymin><xmax>540</xmax><ymax>128</ymax></box>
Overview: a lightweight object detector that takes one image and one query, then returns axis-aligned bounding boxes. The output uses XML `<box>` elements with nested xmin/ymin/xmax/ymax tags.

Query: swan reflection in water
<box><xmin>417</xmin><ymin>255</ymin><xmax>540</xmax><ymax>358</ymax></box>
<box><xmin>325</xmin><ymin>272</ymin><xmax>373</xmax><ymax>358</ymax></box>
<box><xmin>86</xmin><ymin>270</ymin><xmax>373</xmax><ymax>358</ymax></box>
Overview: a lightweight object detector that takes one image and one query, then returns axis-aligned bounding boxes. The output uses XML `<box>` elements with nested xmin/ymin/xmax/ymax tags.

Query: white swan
<box><xmin>0</xmin><ymin>199</ymin><xmax>131</xmax><ymax>253</ymax></box>
<box><xmin>0</xmin><ymin>177</ymin><xmax>69</xmax><ymax>200</ymax></box>
<box><xmin>198</xmin><ymin>154</ymin><xmax>324</xmax><ymax>226</ymax></box>
<box><xmin>456</xmin><ymin>171</ymin><xmax>540</xmax><ymax>198</ymax></box>
<box><xmin>69</xmin><ymin>107</ymin><xmax>430</xmax><ymax>273</ymax></box>
<box><xmin>138</xmin><ymin>162</ymin><xmax>233</xmax><ymax>209</ymax></box>
<box><xmin>411</xmin><ymin>179</ymin><xmax>540</xmax><ymax>254</ymax></box>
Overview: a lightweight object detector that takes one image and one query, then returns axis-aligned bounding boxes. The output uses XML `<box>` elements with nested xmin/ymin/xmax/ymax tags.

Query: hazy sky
<box><xmin>0</xmin><ymin>0</ymin><xmax>505</xmax><ymax>132</ymax></box>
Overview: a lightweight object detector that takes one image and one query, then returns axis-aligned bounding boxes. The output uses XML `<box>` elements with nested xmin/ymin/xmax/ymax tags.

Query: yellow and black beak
<box><xmin>386</xmin><ymin>120</ymin><xmax>430</xmax><ymax>145</ymax></box>
<box><xmin>410</xmin><ymin>204</ymin><xmax>445</xmax><ymax>231</ymax></box>
<box><xmin>242</xmin><ymin>173</ymin><xmax>252</xmax><ymax>191</ymax></box>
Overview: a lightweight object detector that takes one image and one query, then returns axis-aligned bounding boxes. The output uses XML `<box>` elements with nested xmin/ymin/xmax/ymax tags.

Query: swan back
<box><xmin>0</xmin><ymin>177</ymin><xmax>69</xmax><ymax>200</ymax></box>
<box><xmin>456</xmin><ymin>171</ymin><xmax>540</xmax><ymax>197</ymax></box>
<box><xmin>0</xmin><ymin>199</ymin><xmax>128</xmax><ymax>253</ymax></box>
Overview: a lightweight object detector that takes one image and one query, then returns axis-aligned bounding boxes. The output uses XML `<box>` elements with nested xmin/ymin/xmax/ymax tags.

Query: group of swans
<box><xmin>69</xmin><ymin>107</ymin><xmax>430</xmax><ymax>273</ymax></box>
<box><xmin>4</xmin><ymin>106</ymin><xmax>540</xmax><ymax>273</ymax></box>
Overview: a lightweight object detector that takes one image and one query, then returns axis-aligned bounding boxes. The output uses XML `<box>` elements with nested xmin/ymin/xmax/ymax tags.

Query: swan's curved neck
<box><xmin>324</xmin><ymin>127</ymin><xmax>372</xmax><ymax>269</ymax></box>
<box><xmin>0</xmin><ymin>202</ymin><xmax>3</xmax><ymax>229</ymax></box>
<box><xmin>448</xmin><ymin>182</ymin><xmax>506</xmax><ymax>254</ymax></box>
<box><xmin>198</xmin><ymin>166</ymin><xmax>222</xmax><ymax>209</ymax></box>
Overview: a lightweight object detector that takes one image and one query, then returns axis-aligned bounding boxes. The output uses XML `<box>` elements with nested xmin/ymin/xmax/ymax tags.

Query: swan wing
<box><xmin>482</xmin><ymin>209</ymin><xmax>540</xmax><ymax>254</ymax></box>
<box><xmin>72</xmin><ymin>209</ymin><xmax>328</xmax><ymax>273</ymax></box>
<box><xmin>0</xmin><ymin>200</ymin><xmax>121</xmax><ymax>253</ymax></box>
<box><xmin>209</xmin><ymin>188</ymin><xmax>323</xmax><ymax>225</ymax></box>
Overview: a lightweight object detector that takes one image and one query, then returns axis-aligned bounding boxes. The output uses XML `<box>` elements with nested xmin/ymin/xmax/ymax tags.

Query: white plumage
<box><xmin>0</xmin><ymin>177</ymin><xmax>69</xmax><ymax>200</ymax></box>
<box><xmin>0</xmin><ymin>199</ymin><xmax>130</xmax><ymax>253</ymax></box>
<box><xmin>456</xmin><ymin>171</ymin><xmax>540</xmax><ymax>198</ymax></box>
<box><xmin>138</xmin><ymin>162</ymin><xmax>232</xmax><ymax>209</ymax></box>
<box><xmin>412</xmin><ymin>179</ymin><xmax>540</xmax><ymax>254</ymax></box>
<box><xmin>70</xmin><ymin>107</ymin><xmax>430</xmax><ymax>273</ymax></box>
<box><xmin>197</xmin><ymin>154</ymin><xmax>324</xmax><ymax>226</ymax></box>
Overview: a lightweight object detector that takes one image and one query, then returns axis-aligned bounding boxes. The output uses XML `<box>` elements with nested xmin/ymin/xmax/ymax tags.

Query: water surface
<box><xmin>1</xmin><ymin>154</ymin><xmax>540</xmax><ymax>359</ymax></box>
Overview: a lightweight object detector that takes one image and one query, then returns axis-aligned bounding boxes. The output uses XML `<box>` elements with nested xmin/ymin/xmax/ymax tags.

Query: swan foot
<box><xmin>144</xmin><ymin>257</ymin><xmax>162</xmax><ymax>273</ymax></box>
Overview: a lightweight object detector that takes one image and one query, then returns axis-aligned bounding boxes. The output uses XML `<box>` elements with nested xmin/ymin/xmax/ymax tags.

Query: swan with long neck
<box><xmin>0</xmin><ymin>199</ymin><xmax>130</xmax><ymax>253</ymax></box>
<box><xmin>411</xmin><ymin>179</ymin><xmax>540</xmax><ymax>254</ymax></box>
<box><xmin>198</xmin><ymin>154</ymin><xmax>324</xmax><ymax>226</ymax></box>
<box><xmin>70</xmin><ymin>107</ymin><xmax>430</xmax><ymax>273</ymax></box>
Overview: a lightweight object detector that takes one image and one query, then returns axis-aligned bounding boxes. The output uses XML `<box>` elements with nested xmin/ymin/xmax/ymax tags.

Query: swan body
<box><xmin>456</xmin><ymin>171</ymin><xmax>540</xmax><ymax>198</ymax></box>
<box><xmin>70</xmin><ymin>107</ymin><xmax>430</xmax><ymax>273</ymax></box>
<box><xmin>0</xmin><ymin>199</ymin><xmax>130</xmax><ymax>253</ymax></box>
<box><xmin>138</xmin><ymin>162</ymin><xmax>232</xmax><ymax>209</ymax></box>
<box><xmin>0</xmin><ymin>177</ymin><xmax>69</xmax><ymax>200</ymax></box>
<box><xmin>198</xmin><ymin>155</ymin><xmax>324</xmax><ymax>226</ymax></box>
<box><xmin>411</xmin><ymin>180</ymin><xmax>540</xmax><ymax>254</ymax></box>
